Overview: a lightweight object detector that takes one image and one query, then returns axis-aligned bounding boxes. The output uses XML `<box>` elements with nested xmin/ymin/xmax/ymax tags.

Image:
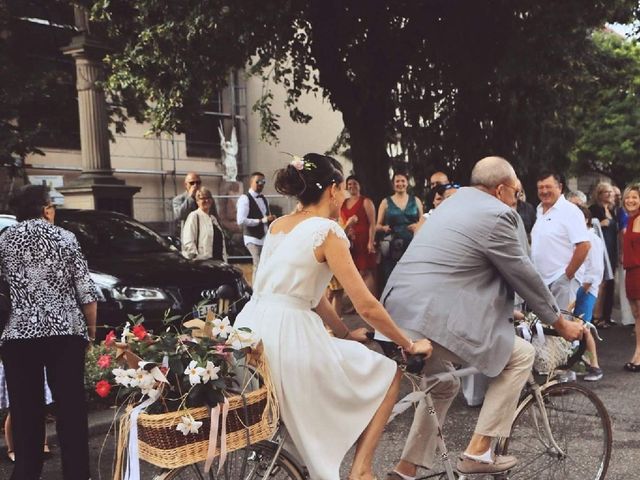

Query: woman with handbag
<box><xmin>376</xmin><ymin>172</ymin><xmax>424</xmax><ymax>289</ymax></box>
<box><xmin>181</xmin><ymin>187</ymin><xmax>228</xmax><ymax>262</ymax></box>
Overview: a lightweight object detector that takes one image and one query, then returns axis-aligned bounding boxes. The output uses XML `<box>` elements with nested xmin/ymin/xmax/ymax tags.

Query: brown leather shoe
<box><xmin>456</xmin><ymin>454</ymin><xmax>517</xmax><ymax>474</ymax></box>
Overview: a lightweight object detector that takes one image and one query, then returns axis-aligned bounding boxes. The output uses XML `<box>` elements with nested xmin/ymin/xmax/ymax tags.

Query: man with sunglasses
<box><xmin>236</xmin><ymin>172</ymin><xmax>275</xmax><ymax>277</ymax></box>
<box><xmin>172</xmin><ymin>172</ymin><xmax>202</xmax><ymax>233</ymax></box>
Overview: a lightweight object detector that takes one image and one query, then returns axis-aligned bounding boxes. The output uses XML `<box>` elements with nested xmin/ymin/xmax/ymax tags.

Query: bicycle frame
<box><xmin>520</xmin><ymin>375</ymin><xmax>566</xmax><ymax>457</ymax></box>
<box><xmin>400</xmin><ymin>368</ymin><xmax>569</xmax><ymax>480</ymax></box>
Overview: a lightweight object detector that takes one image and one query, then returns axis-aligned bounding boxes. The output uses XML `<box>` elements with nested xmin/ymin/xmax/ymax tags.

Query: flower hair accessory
<box><xmin>281</xmin><ymin>152</ymin><xmax>316</xmax><ymax>171</ymax></box>
<box><xmin>291</xmin><ymin>156</ymin><xmax>305</xmax><ymax>171</ymax></box>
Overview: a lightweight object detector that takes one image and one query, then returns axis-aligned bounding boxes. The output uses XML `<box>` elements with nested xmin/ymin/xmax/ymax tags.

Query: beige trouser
<box><xmin>246</xmin><ymin>242</ymin><xmax>263</xmax><ymax>278</ymax></box>
<box><xmin>401</xmin><ymin>336</ymin><xmax>534</xmax><ymax>469</ymax></box>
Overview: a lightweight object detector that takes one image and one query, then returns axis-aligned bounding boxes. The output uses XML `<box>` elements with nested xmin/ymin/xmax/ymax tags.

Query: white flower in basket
<box><xmin>184</xmin><ymin>360</ymin><xmax>207</xmax><ymax>385</ymax></box>
<box><xmin>211</xmin><ymin>316</ymin><xmax>233</xmax><ymax>338</ymax></box>
<box><xmin>176</xmin><ymin>415</ymin><xmax>204</xmax><ymax>436</ymax></box>
<box><xmin>202</xmin><ymin>361</ymin><xmax>220</xmax><ymax>383</ymax></box>
<box><xmin>228</xmin><ymin>328</ymin><xmax>259</xmax><ymax>350</ymax></box>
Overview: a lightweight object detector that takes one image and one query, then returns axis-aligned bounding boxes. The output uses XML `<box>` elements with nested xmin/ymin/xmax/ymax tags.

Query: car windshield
<box><xmin>57</xmin><ymin>215</ymin><xmax>171</xmax><ymax>256</ymax></box>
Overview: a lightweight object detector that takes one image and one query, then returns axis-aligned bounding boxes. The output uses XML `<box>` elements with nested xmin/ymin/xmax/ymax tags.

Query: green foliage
<box><xmin>0</xmin><ymin>1</ymin><xmax>80</xmax><ymax>159</ymax></box>
<box><xmin>83</xmin><ymin>0</ymin><xmax>637</xmax><ymax>199</ymax></box>
<box><xmin>570</xmin><ymin>30</ymin><xmax>640</xmax><ymax>187</ymax></box>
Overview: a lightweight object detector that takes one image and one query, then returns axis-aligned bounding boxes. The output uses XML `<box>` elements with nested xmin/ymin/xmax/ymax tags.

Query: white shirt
<box><xmin>236</xmin><ymin>189</ymin><xmax>268</xmax><ymax>246</ymax></box>
<box><xmin>577</xmin><ymin>229</ymin><xmax>605</xmax><ymax>297</ymax></box>
<box><xmin>531</xmin><ymin>195</ymin><xmax>590</xmax><ymax>285</ymax></box>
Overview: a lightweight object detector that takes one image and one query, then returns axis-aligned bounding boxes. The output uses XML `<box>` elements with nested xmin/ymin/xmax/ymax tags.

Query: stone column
<box><xmin>59</xmin><ymin>9</ymin><xmax>140</xmax><ymax>215</ymax></box>
<box><xmin>62</xmin><ymin>36</ymin><xmax>122</xmax><ymax>185</ymax></box>
<box><xmin>74</xmin><ymin>53</ymin><xmax>120</xmax><ymax>182</ymax></box>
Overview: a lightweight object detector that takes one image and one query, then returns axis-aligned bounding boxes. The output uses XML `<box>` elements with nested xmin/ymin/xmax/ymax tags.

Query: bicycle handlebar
<box><xmin>365</xmin><ymin>331</ymin><xmax>426</xmax><ymax>374</ymax></box>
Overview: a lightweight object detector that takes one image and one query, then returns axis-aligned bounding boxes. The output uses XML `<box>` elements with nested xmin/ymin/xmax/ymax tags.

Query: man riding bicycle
<box><xmin>382</xmin><ymin>157</ymin><xmax>586</xmax><ymax>478</ymax></box>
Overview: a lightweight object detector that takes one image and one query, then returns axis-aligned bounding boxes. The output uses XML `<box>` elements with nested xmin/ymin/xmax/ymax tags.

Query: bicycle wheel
<box><xmin>161</xmin><ymin>440</ymin><xmax>306</xmax><ymax>480</ymax></box>
<box><xmin>498</xmin><ymin>382</ymin><xmax>612</xmax><ymax>480</ymax></box>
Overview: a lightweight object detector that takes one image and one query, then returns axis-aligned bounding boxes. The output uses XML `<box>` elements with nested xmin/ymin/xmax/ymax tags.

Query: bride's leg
<box><xmin>349</xmin><ymin>368</ymin><xmax>402</xmax><ymax>480</ymax></box>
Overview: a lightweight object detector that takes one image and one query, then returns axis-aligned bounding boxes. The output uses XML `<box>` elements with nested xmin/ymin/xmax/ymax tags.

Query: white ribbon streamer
<box><xmin>124</xmin><ymin>392</ymin><xmax>159</xmax><ymax>480</ymax></box>
<box><xmin>535</xmin><ymin>321</ymin><xmax>545</xmax><ymax>344</ymax></box>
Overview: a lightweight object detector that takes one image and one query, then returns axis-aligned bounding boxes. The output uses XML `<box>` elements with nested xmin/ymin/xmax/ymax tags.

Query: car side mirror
<box><xmin>165</xmin><ymin>235</ymin><xmax>181</xmax><ymax>250</ymax></box>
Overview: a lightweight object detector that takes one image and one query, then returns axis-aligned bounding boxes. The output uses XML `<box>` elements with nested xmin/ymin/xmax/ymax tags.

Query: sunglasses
<box><xmin>197</xmin><ymin>196</ymin><xmax>213</xmax><ymax>201</ymax></box>
<box><xmin>188</xmin><ymin>180</ymin><xmax>202</xmax><ymax>186</ymax></box>
<box><xmin>434</xmin><ymin>183</ymin><xmax>460</xmax><ymax>195</ymax></box>
<box><xmin>256</xmin><ymin>179</ymin><xmax>266</xmax><ymax>186</ymax></box>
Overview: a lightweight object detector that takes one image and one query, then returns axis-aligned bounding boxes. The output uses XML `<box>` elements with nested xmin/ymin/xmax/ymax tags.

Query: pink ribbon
<box><xmin>204</xmin><ymin>398</ymin><xmax>230</xmax><ymax>473</ymax></box>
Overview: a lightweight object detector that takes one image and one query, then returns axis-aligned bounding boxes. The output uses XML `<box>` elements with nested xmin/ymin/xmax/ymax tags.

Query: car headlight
<box><xmin>111</xmin><ymin>287</ymin><xmax>170</xmax><ymax>302</ymax></box>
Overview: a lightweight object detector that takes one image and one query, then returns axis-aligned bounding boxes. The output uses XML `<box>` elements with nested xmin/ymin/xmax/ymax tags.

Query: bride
<box><xmin>234</xmin><ymin>153</ymin><xmax>432</xmax><ymax>480</ymax></box>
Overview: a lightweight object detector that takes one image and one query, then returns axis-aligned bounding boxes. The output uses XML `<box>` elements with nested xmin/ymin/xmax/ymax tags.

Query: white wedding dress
<box><xmin>235</xmin><ymin>216</ymin><xmax>396</xmax><ymax>479</ymax></box>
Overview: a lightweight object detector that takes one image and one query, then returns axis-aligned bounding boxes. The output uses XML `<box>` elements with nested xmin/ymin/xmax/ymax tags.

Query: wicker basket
<box><xmin>132</xmin><ymin>386</ymin><xmax>272</xmax><ymax>469</ymax></box>
<box><xmin>114</xmin><ymin>347</ymin><xmax>278</xmax><ymax>475</ymax></box>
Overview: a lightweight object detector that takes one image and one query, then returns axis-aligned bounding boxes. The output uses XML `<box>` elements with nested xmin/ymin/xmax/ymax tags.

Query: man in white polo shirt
<box><xmin>531</xmin><ymin>172</ymin><xmax>591</xmax><ymax>310</ymax></box>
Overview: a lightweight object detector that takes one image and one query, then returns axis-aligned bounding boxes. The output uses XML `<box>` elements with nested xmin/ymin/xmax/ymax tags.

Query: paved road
<box><xmin>1</xmin><ymin>322</ymin><xmax>638</xmax><ymax>479</ymax></box>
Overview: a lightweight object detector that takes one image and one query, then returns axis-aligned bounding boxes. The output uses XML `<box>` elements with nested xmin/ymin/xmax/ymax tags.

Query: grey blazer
<box><xmin>382</xmin><ymin>187</ymin><xmax>560</xmax><ymax>377</ymax></box>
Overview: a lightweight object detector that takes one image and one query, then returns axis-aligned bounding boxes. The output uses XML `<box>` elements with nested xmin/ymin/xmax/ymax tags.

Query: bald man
<box><xmin>383</xmin><ymin>157</ymin><xmax>585</xmax><ymax>478</ymax></box>
<box><xmin>172</xmin><ymin>172</ymin><xmax>202</xmax><ymax>231</ymax></box>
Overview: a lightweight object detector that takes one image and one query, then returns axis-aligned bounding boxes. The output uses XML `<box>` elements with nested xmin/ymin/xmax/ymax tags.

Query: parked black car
<box><xmin>54</xmin><ymin>209</ymin><xmax>251</xmax><ymax>339</ymax></box>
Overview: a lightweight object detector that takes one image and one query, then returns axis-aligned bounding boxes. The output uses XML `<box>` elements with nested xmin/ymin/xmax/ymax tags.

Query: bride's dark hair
<box><xmin>275</xmin><ymin>153</ymin><xmax>344</xmax><ymax>205</ymax></box>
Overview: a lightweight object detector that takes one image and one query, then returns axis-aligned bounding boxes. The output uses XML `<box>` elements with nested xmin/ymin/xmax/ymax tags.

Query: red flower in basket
<box><xmin>132</xmin><ymin>324</ymin><xmax>147</xmax><ymax>341</ymax></box>
<box><xmin>105</xmin><ymin>330</ymin><xmax>116</xmax><ymax>347</ymax></box>
<box><xmin>95</xmin><ymin>380</ymin><xmax>112</xmax><ymax>398</ymax></box>
<box><xmin>97</xmin><ymin>354</ymin><xmax>112</xmax><ymax>369</ymax></box>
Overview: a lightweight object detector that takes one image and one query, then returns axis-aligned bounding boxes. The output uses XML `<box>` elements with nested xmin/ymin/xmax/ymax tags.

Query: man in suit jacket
<box><xmin>383</xmin><ymin>157</ymin><xmax>585</xmax><ymax>478</ymax></box>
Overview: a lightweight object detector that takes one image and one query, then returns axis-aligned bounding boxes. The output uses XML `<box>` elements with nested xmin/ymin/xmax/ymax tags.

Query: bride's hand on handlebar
<box><xmin>407</xmin><ymin>338</ymin><xmax>433</xmax><ymax>358</ymax></box>
<box><xmin>348</xmin><ymin>327</ymin><xmax>371</xmax><ymax>343</ymax></box>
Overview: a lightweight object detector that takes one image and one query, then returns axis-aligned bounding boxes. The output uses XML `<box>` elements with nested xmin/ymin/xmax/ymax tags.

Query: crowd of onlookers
<box><xmin>170</xmin><ymin>167</ymin><xmax>640</xmax><ymax>383</ymax></box>
<box><xmin>352</xmin><ymin>170</ymin><xmax>640</xmax><ymax>383</ymax></box>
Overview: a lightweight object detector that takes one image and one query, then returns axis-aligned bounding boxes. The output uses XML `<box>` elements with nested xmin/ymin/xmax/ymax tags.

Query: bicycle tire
<box><xmin>160</xmin><ymin>440</ymin><xmax>306</xmax><ymax>480</ymax></box>
<box><xmin>497</xmin><ymin>381</ymin><xmax>612</xmax><ymax>480</ymax></box>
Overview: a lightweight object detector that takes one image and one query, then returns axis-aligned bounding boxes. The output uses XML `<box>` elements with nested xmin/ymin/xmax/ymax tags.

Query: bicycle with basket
<box><xmin>106</xmin><ymin>291</ymin><xmax>306</xmax><ymax>480</ymax></box>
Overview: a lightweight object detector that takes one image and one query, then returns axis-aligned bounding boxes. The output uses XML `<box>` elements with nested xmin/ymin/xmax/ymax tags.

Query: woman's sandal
<box><xmin>623</xmin><ymin>362</ymin><xmax>640</xmax><ymax>372</ymax></box>
<box><xmin>7</xmin><ymin>450</ymin><xmax>15</xmax><ymax>462</ymax></box>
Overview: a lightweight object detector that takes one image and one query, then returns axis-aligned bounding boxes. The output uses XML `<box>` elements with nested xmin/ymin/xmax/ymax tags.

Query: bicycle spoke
<box><xmin>503</xmin><ymin>383</ymin><xmax>611</xmax><ymax>480</ymax></box>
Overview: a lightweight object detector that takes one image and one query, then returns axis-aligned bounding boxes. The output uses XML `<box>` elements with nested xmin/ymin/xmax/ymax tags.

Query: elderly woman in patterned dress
<box><xmin>0</xmin><ymin>185</ymin><xmax>99</xmax><ymax>480</ymax></box>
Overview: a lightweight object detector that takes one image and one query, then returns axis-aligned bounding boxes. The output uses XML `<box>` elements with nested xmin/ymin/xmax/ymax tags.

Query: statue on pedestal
<box><xmin>218</xmin><ymin>123</ymin><xmax>238</xmax><ymax>182</ymax></box>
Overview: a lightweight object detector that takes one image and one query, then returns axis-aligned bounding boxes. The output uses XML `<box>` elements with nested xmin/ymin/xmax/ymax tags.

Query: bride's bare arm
<box><xmin>317</xmin><ymin>230</ymin><xmax>432</xmax><ymax>356</ymax></box>
<box><xmin>314</xmin><ymin>295</ymin><xmax>368</xmax><ymax>341</ymax></box>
